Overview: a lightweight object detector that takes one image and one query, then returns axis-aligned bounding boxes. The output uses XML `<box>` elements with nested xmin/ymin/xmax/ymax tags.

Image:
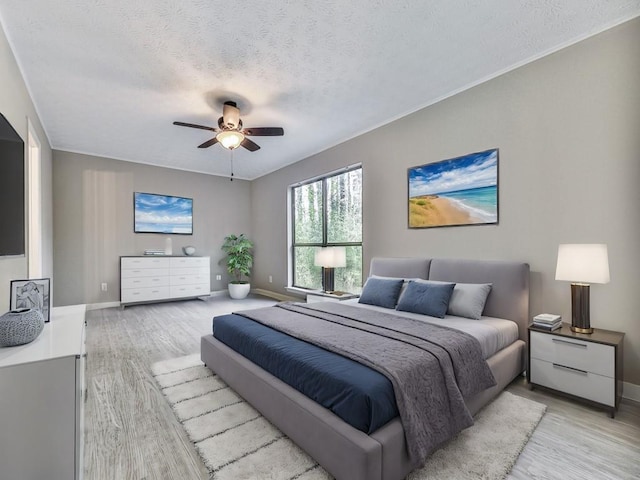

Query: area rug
<box><xmin>152</xmin><ymin>354</ymin><xmax>546</xmax><ymax>480</ymax></box>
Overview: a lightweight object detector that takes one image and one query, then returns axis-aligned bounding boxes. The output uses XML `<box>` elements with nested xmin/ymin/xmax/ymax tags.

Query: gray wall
<box><xmin>0</xmin><ymin>21</ymin><xmax>53</xmax><ymax>312</ymax></box>
<box><xmin>52</xmin><ymin>151</ymin><xmax>251</xmax><ymax>306</ymax></box>
<box><xmin>250</xmin><ymin>19</ymin><xmax>640</xmax><ymax>385</ymax></box>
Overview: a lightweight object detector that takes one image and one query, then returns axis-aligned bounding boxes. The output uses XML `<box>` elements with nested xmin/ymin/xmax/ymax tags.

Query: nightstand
<box><xmin>306</xmin><ymin>291</ymin><xmax>359</xmax><ymax>304</ymax></box>
<box><xmin>527</xmin><ymin>323</ymin><xmax>624</xmax><ymax>417</ymax></box>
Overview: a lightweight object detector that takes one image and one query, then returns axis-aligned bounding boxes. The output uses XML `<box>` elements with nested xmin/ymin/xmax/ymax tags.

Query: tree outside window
<box><xmin>291</xmin><ymin>167</ymin><xmax>362</xmax><ymax>293</ymax></box>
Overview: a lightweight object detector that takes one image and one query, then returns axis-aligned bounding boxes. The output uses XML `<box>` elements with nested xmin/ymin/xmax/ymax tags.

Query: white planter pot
<box><xmin>228</xmin><ymin>282</ymin><xmax>251</xmax><ymax>299</ymax></box>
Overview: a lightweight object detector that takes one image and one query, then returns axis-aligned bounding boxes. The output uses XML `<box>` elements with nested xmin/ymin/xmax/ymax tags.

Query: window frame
<box><xmin>289</xmin><ymin>164</ymin><xmax>362</xmax><ymax>290</ymax></box>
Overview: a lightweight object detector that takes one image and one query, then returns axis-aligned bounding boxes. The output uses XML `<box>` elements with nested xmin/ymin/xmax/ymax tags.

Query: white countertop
<box><xmin>0</xmin><ymin>304</ymin><xmax>86</xmax><ymax>368</ymax></box>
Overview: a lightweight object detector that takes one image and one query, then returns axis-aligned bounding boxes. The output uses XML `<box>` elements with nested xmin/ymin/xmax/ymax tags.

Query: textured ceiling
<box><xmin>0</xmin><ymin>1</ymin><xmax>639</xmax><ymax>180</ymax></box>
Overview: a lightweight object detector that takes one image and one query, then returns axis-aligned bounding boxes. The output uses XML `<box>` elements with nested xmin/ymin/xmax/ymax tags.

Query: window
<box><xmin>291</xmin><ymin>166</ymin><xmax>362</xmax><ymax>293</ymax></box>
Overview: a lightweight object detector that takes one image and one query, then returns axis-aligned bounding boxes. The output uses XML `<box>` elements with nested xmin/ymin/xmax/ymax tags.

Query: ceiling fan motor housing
<box><xmin>222</xmin><ymin>101</ymin><xmax>241</xmax><ymax>129</ymax></box>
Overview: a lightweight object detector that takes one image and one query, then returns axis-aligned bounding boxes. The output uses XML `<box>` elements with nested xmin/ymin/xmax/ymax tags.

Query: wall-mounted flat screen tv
<box><xmin>134</xmin><ymin>192</ymin><xmax>193</xmax><ymax>234</ymax></box>
<box><xmin>0</xmin><ymin>113</ymin><xmax>25</xmax><ymax>256</ymax></box>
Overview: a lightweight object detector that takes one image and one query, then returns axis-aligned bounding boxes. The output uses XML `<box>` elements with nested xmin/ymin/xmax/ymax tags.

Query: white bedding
<box><xmin>341</xmin><ymin>298</ymin><xmax>519</xmax><ymax>359</ymax></box>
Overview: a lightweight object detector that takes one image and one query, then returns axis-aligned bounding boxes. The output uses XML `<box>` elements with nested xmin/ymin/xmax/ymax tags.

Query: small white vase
<box><xmin>164</xmin><ymin>237</ymin><xmax>173</xmax><ymax>255</ymax></box>
<box><xmin>228</xmin><ymin>283</ymin><xmax>250</xmax><ymax>299</ymax></box>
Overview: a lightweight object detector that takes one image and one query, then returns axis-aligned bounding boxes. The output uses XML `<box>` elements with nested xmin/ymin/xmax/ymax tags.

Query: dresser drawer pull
<box><xmin>552</xmin><ymin>363</ymin><xmax>588</xmax><ymax>375</ymax></box>
<box><xmin>552</xmin><ymin>338</ymin><xmax>587</xmax><ymax>348</ymax></box>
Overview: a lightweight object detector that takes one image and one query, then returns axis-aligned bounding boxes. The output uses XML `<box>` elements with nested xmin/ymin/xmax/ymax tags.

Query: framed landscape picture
<box><xmin>10</xmin><ymin>278</ymin><xmax>51</xmax><ymax>322</ymax></box>
<box><xmin>408</xmin><ymin>149</ymin><xmax>498</xmax><ymax>229</ymax></box>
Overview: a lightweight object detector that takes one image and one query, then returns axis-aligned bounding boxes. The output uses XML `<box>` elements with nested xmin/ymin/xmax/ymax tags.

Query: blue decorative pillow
<box><xmin>358</xmin><ymin>277</ymin><xmax>404</xmax><ymax>309</ymax></box>
<box><xmin>396</xmin><ymin>280</ymin><xmax>455</xmax><ymax>318</ymax></box>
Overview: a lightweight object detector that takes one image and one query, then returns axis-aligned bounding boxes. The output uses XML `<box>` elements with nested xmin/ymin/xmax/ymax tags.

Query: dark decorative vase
<box><xmin>0</xmin><ymin>308</ymin><xmax>45</xmax><ymax>347</ymax></box>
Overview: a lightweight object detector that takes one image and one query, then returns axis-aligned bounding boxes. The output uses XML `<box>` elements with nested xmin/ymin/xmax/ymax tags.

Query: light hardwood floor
<box><xmin>84</xmin><ymin>296</ymin><xmax>640</xmax><ymax>480</ymax></box>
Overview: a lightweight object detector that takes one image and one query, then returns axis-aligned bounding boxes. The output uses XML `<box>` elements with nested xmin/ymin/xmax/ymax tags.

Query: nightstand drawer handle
<box><xmin>552</xmin><ymin>338</ymin><xmax>587</xmax><ymax>348</ymax></box>
<box><xmin>553</xmin><ymin>363</ymin><xmax>588</xmax><ymax>375</ymax></box>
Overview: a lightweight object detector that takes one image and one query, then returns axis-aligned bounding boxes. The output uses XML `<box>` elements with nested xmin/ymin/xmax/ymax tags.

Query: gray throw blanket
<box><xmin>235</xmin><ymin>301</ymin><xmax>496</xmax><ymax>466</ymax></box>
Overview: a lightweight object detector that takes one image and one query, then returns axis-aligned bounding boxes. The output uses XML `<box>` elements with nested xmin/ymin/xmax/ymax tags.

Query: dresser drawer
<box><xmin>170</xmin><ymin>284</ymin><xmax>209</xmax><ymax>298</ymax></box>
<box><xmin>530</xmin><ymin>358</ymin><xmax>615</xmax><ymax>406</ymax></box>
<box><xmin>121</xmin><ymin>276</ymin><xmax>170</xmax><ymax>289</ymax></box>
<box><xmin>529</xmin><ymin>331</ymin><xmax>614</xmax><ymax>378</ymax></box>
<box><xmin>121</xmin><ymin>257</ymin><xmax>170</xmax><ymax>269</ymax></box>
<box><xmin>170</xmin><ymin>257</ymin><xmax>209</xmax><ymax>268</ymax></box>
<box><xmin>170</xmin><ymin>274</ymin><xmax>209</xmax><ymax>286</ymax></box>
<box><xmin>121</xmin><ymin>267</ymin><xmax>170</xmax><ymax>278</ymax></box>
<box><xmin>171</xmin><ymin>266</ymin><xmax>209</xmax><ymax>276</ymax></box>
<box><xmin>121</xmin><ymin>286</ymin><xmax>170</xmax><ymax>303</ymax></box>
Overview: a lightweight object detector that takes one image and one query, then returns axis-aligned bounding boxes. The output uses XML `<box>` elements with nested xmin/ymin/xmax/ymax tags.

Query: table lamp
<box><xmin>314</xmin><ymin>247</ymin><xmax>346</xmax><ymax>293</ymax></box>
<box><xmin>555</xmin><ymin>244</ymin><xmax>610</xmax><ymax>334</ymax></box>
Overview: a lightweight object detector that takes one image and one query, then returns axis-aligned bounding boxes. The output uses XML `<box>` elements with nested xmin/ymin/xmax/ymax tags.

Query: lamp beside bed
<box><xmin>314</xmin><ymin>246</ymin><xmax>346</xmax><ymax>293</ymax></box>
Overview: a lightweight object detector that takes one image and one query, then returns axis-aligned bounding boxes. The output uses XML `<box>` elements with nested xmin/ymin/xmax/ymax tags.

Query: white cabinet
<box><xmin>0</xmin><ymin>304</ymin><xmax>86</xmax><ymax>480</ymax></box>
<box><xmin>528</xmin><ymin>324</ymin><xmax>624</xmax><ymax>417</ymax></box>
<box><xmin>120</xmin><ymin>256</ymin><xmax>210</xmax><ymax>306</ymax></box>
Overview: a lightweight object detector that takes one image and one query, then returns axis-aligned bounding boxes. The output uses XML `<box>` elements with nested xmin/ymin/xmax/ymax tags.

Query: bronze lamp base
<box><xmin>570</xmin><ymin>283</ymin><xmax>594</xmax><ymax>334</ymax></box>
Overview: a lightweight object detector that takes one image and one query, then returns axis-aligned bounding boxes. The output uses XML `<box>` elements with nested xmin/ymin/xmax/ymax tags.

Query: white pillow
<box><xmin>447</xmin><ymin>283</ymin><xmax>492</xmax><ymax>319</ymax></box>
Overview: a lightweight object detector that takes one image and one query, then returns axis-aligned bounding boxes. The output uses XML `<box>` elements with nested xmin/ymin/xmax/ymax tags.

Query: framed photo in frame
<box><xmin>408</xmin><ymin>148</ymin><xmax>499</xmax><ymax>229</ymax></box>
<box><xmin>10</xmin><ymin>278</ymin><xmax>51</xmax><ymax>322</ymax></box>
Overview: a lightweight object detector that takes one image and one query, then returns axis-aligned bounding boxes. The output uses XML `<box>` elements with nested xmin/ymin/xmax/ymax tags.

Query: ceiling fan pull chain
<box><xmin>230</xmin><ymin>150</ymin><xmax>234</xmax><ymax>181</ymax></box>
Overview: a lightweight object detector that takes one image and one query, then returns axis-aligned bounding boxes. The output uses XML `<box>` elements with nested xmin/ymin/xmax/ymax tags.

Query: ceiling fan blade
<box><xmin>243</xmin><ymin>127</ymin><xmax>284</xmax><ymax>136</ymax></box>
<box><xmin>198</xmin><ymin>137</ymin><xmax>219</xmax><ymax>148</ymax></box>
<box><xmin>173</xmin><ymin>121</ymin><xmax>216</xmax><ymax>132</ymax></box>
<box><xmin>241</xmin><ymin>137</ymin><xmax>261</xmax><ymax>152</ymax></box>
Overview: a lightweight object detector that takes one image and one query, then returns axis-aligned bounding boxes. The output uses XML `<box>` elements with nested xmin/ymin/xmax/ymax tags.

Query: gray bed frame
<box><xmin>201</xmin><ymin>257</ymin><xmax>530</xmax><ymax>480</ymax></box>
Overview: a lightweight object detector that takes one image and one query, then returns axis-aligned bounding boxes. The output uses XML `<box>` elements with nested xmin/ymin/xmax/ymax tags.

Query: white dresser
<box><xmin>528</xmin><ymin>323</ymin><xmax>624</xmax><ymax>417</ymax></box>
<box><xmin>120</xmin><ymin>256</ymin><xmax>210</xmax><ymax>306</ymax></box>
<box><xmin>0</xmin><ymin>304</ymin><xmax>86</xmax><ymax>480</ymax></box>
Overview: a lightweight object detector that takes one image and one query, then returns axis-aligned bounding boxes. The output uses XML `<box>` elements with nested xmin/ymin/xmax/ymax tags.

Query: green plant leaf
<box><xmin>221</xmin><ymin>233</ymin><xmax>254</xmax><ymax>282</ymax></box>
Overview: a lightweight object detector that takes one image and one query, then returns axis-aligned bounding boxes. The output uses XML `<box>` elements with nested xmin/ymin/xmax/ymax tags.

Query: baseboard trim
<box><xmin>209</xmin><ymin>290</ymin><xmax>229</xmax><ymax>297</ymax></box>
<box><xmin>87</xmin><ymin>301</ymin><xmax>121</xmax><ymax>311</ymax></box>
<box><xmin>623</xmin><ymin>381</ymin><xmax>640</xmax><ymax>403</ymax></box>
<box><xmin>252</xmin><ymin>288</ymin><xmax>296</xmax><ymax>302</ymax></box>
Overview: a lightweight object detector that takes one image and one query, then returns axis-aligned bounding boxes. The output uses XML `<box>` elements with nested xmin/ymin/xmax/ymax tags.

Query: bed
<box><xmin>201</xmin><ymin>257</ymin><xmax>529</xmax><ymax>480</ymax></box>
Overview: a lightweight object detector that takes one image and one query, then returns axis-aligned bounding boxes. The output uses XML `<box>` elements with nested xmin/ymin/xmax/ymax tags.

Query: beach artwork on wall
<box><xmin>408</xmin><ymin>149</ymin><xmax>498</xmax><ymax>228</ymax></box>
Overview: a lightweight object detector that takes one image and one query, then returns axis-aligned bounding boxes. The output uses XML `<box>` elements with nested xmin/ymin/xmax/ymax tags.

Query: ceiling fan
<box><xmin>173</xmin><ymin>101</ymin><xmax>284</xmax><ymax>152</ymax></box>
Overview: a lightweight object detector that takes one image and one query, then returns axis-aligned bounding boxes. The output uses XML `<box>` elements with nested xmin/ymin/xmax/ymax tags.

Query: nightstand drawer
<box><xmin>530</xmin><ymin>331</ymin><xmax>614</xmax><ymax>378</ymax></box>
<box><xmin>530</xmin><ymin>358</ymin><xmax>615</xmax><ymax>406</ymax></box>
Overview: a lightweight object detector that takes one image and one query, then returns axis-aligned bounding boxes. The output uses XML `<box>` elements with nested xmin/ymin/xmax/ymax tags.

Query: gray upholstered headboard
<box><xmin>369</xmin><ymin>257</ymin><xmax>530</xmax><ymax>342</ymax></box>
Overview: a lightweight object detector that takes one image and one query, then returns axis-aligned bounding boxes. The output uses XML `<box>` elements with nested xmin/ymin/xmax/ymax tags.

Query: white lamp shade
<box><xmin>314</xmin><ymin>247</ymin><xmax>347</xmax><ymax>268</ymax></box>
<box><xmin>216</xmin><ymin>130</ymin><xmax>245</xmax><ymax>149</ymax></box>
<box><xmin>555</xmin><ymin>244</ymin><xmax>610</xmax><ymax>284</ymax></box>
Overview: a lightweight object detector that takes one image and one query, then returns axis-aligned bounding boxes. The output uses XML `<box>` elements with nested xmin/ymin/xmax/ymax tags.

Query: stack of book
<box><xmin>533</xmin><ymin>313</ymin><xmax>562</xmax><ymax>331</ymax></box>
<box><xmin>144</xmin><ymin>249</ymin><xmax>166</xmax><ymax>256</ymax></box>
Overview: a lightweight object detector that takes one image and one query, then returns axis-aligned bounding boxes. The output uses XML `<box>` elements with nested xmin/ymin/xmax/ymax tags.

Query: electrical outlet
<box><xmin>268</xmin><ymin>275</ymin><xmax>273</xmax><ymax>283</ymax></box>
<box><xmin>101</xmin><ymin>282</ymin><xmax>108</xmax><ymax>292</ymax></box>
<box><xmin>216</xmin><ymin>274</ymin><xmax>222</xmax><ymax>281</ymax></box>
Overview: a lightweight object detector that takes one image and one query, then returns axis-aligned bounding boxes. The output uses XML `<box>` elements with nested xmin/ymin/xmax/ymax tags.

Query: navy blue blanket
<box><xmin>213</xmin><ymin>313</ymin><xmax>399</xmax><ymax>433</ymax></box>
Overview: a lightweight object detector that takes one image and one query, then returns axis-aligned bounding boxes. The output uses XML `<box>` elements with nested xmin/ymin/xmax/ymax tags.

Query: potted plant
<box><xmin>221</xmin><ymin>233</ymin><xmax>254</xmax><ymax>299</ymax></box>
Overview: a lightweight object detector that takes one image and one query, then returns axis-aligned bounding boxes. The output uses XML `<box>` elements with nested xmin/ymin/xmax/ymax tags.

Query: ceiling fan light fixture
<box><xmin>216</xmin><ymin>130</ymin><xmax>245</xmax><ymax>150</ymax></box>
